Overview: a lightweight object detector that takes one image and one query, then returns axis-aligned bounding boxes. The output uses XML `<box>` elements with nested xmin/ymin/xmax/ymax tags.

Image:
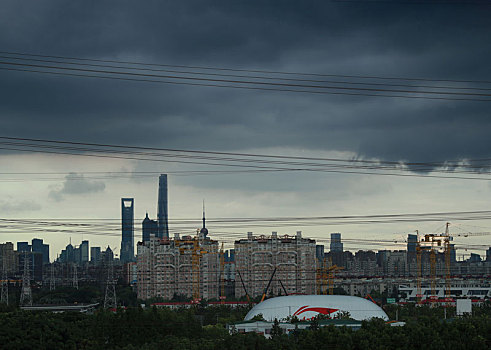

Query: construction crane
<box><xmin>327</xmin><ymin>257</ymin><xmax>344</xmax><ymax>295</ymax></box>
<box><xmin>278</xmin><ymin>278</ymin><xmax>288</xmax><ymax>296</ymax></box>
<box><xmin>219</xmin><ymin>242</ymin><xmax>225</xmax><ymax>303</ymax></box>
<box><xmin>237</xmin><ymin>270</ymin><xmax>250</xmax><ymax>303</ymax></box>
<box><xmin>422</xmin><ymin>225</ymin><xmax>453</xmax><ymax>305</ymax></box>
<box><xmin>443</xmin><ymin>223</ymin><xmax>452</xmax><ymax>305</ymax></box>
<box><xmin>316</xmin><ymin>257</ymin><xmax>327</xmax><ymax>295</ymax></box>
<box><xmin>416</xmin><ymin>230</ymin><xmax>423</xmax><ymax>304</ymax></box>
<box><xmin>260</xmin><ymin>267</ymin><xmax>277</xmax><ymax>302</ymax></box>
<box><xmin>177</xmin><ymin>236</ymin><xmax>208</xmax><ymax>302</ymax></box>
<box><xmin>191</xmin><ymin>240</ymin><xmax>208</xmax><ymax>302</ymax></box>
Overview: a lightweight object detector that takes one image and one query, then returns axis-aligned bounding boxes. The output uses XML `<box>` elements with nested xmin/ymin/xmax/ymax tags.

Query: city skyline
<box><xmin>0</xmin><ymin>2</ymin><xmax>489</xmax><ymax>268</ymax></box>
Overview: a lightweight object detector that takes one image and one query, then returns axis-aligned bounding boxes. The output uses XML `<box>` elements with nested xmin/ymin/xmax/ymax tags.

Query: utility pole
<box><xmin>1</xmin><ymin>256</ymin><xmax>8</xmax><ymax>305</ymax></box>
<box><xmin>20</xmin><ymin>252</ymin><xmax>32</xmax><ymax>306</ymax></box>
<box><xmin>72</xmin><ymin>263</ymin><xmax>78</xmax><ymax>290</ymax></box>
<box><xmin>104</xmin><ymin>258</ymin><xmax>117</xmax><ymax>309</ymax></box>
<box><xmin>49</xmin><ymin>264</ymin><xmax>56</xmax><ymax>291</ymax></box>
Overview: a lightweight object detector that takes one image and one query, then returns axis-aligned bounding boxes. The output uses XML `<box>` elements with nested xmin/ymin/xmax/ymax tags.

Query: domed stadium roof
<box><xmin>244</xmin><ymin>295</ymin><xmax>388</xmax><ymax>321</ymax></box>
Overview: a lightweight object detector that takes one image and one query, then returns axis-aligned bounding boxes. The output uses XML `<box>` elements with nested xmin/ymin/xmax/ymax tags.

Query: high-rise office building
<box><xmin>407</xmin><ymin>234</ymin><xmax>418</xmax><ymax>253</ymax></box>
<box><xmin>330</xmin><ymin>233</ymin><xmax>343</xmax><ymax>252</ymax></box>
<box><xmin>142</xmin><ymin>213</ymin><xmax>158</xmax><ymax>243</ymax></box>
<box><xmin>103</xmin><ymin>246</ymin><xmax>114</xmax><ymax>262</ymax></box>
<box><xmin>80</xmin><ymin>240</ymin><xmax>89</xmax><ymax>264</ymax></box>
<box><xmin>17</xmin><ymin>242</ymin><xmax>31</xmax><ymax>253</ymax></box>
<box><xmin>59</xmin><ymin>243</ymin><xmax>75</xmax><ymax>263</ymax></box>
<box><xmin>315</xmin><ymin>245</ymin><xmax>325</xmax><ymax>262</ymax></box>
<box><xmin>121</xmin><ymin>198</ymin><xmax>135</xmax><ymax>263</ymax></box>
<box><xmin>31</xmin><ymin>238</ymin><xmax>50</xmax><ymax>264</ymax></box>
<box><xmin>157</xmin><ymin>174</ymin><xmax>169</xmax><ymax>239</ymax></box>
<box><xmin>91</xmin><ymin>247</ymin><xmax>101</xmax><ymax>265</ymax></box>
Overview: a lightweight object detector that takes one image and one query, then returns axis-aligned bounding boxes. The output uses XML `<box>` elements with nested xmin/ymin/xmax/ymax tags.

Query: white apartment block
<box><xmin>137</xmin><ymin>233</ymin><xmax>220</xmax><ymax>301</ymax></box>
<box><xmin>234</xmin><ymin>231</ymin><xmax>316</xmax><ymax>298</ymax></box>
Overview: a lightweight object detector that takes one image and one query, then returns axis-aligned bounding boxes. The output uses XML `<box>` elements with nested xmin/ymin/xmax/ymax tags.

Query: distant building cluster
<box><xmin>1</xmin><ymin>173</ymin><xmax>491</xmax><ymax>303</ymax></box>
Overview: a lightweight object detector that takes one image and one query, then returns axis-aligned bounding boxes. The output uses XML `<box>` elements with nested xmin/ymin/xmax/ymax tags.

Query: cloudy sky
<box><xmin>0</xmin><ymin>0</ymin><xmax>490</xmax><ymax>259</ymax></box>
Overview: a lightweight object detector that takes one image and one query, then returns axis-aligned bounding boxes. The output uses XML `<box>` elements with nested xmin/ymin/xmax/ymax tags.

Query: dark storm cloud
<box><xmin>0</xmin><ymin>0</ymin><xmax>490</xmax><ymax>166</ymax></box>
<box><xmin>49</xmin><ymin>173</ymin><xmax>105</xmax><ymax>201</ymax></box>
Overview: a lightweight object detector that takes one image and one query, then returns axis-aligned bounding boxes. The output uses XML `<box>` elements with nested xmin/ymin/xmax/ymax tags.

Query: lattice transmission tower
<box><xmin>104</xmin><ymin>258</ymin><xmax>117</xmax><ymax>309</ymax></box>
<box><xmin>72</xmin><ymin>263</ymin><xmax>79</xmax><ymax>290</ymax></box>
<box><xmin>50</xmin><ymin>264</ymin><xmax>56</xmax><ymax>291</ymax></box>
<box><xmin>20</xmin><ymin>252</ymin><xmax>32</xmax><ymax>306</ymax></box>
<box><xmin>1</xmin><ymin>257</ymin><xmax>8</xmax><ymax>305</ymax></box>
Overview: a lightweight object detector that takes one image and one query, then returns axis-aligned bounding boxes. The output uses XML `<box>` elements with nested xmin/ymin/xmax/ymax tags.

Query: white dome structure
<box><xmin>244</xmin><ymin>295</ymin><xmax>388</xmax><ymax>322</ymax></box>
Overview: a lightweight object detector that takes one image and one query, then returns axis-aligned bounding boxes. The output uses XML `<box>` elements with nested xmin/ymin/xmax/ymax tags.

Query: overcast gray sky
<box><xmin>0</xmin><ymin>0</ymin><xmax>490</xmax><ymax>259</ymax></box>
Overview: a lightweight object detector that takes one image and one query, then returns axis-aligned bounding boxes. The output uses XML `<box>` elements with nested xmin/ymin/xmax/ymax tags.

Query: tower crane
<box><xmin>327</xmin><ymin>257</ymin><xmax>343</xmax><ymax>295</ymax></box>
<box><xmin>219</xmin><ymin>242</ymin><xmax>226</xmax><ymax>303</ymax></box>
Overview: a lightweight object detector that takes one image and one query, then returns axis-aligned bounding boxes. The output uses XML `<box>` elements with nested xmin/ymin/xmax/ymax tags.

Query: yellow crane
<box><xmin>422</xmin><ymin>227</ymin><xmax>452</xmax><ymax>305</ymax></box>
<box><xmin>416</xmin><ymin>230</ymin><xmax>423</xmax><ymax>304</ymax></box>
<box><xmin>327</xmin><ymin>257</ymin><xmax>344</xmax><ymax>295</ymax></box>
<box><xmin>192</xmin><ymin>240</ymin><xmax>208</xmax><ymax>302</ymax></box>
<box><xmin>177</xmin><ymin>236</ymin><xmax>208</xmax><ymax>302</ymax></box>
<box><xmin>316</xmin><ymin>258</ymin><xmax>327</xmax><ymax>295</ymax></box>
<box><xmin>219</xmin><ymin>242</ymin><xmax>226</xmax><ymax>303</ymax></box>
<box><xmin>443</xmin><ymin>223</ymin><xmax>452</xmax><ymax>305</ymax></box>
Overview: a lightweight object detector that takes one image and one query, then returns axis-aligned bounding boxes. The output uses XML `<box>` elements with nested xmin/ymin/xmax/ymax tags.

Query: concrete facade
<box><xmin>137</xmin><ymin>234</ymin><xmax>220</xmax><ymax>301</ymax></box>
<box><xmin>234</xmin><ymin>231</ymin><xmax>316</xmax><ymax>298</ymax></box>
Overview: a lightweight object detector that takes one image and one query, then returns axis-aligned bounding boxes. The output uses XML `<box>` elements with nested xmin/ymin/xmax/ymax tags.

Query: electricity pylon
<box><xmin>50</xmin><ymin>264</ymin><xmax>56</xmax><ymax>291</ymax></box>
<box><xmin>72</xmin><ymin>263</ymin><xmax>79</xmax><ymax>290</ymax></box>
<box><xmin>1</xmin><ymin>257</ymin><xmax>8</xmax><ymax>305</ymax></box>
<box><xmin>104</xmin><ymin>258</ymin><xmax>117</xmax><ymax>309</ymax></box>
<box><xmin>20</xmin><ymin>252</ymin><xmax>32</xmax><ymax>306</ymax></box>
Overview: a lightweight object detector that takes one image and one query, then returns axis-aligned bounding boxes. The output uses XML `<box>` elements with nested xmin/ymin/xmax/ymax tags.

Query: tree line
<box><xmin>0</xmin><ymin>302</ymin><xmax>489</xmax><ymax>349</ymax></box>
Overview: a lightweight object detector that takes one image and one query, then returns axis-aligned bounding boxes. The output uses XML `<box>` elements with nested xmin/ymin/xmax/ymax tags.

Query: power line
<box><xmin>1</xmin><ymin>136</ymin><xmax>487</xmax><ymax>168</ymax></box>
<box><xmin>1</xmin><ymin>60</ymin><xmax>490</xmax><ymax>102</ymax></box>
<box><xmin>1</xmin><ymin>60</ymin><xmax>488</xmax><ymax>98</ymax></box>
<box><xmin>2</xmin><ymin>137</ymin><xmax>491</xmax><ymax>180</ymax></box>
<box><xmin>2</xmin><ymin>54</ymin><xmax>490</xmax><ymax>92</ymax></box>
<box><xmin>2</xmin><ymin>50</ymin><xmax>490</xmax><ymax>85</ymax></box>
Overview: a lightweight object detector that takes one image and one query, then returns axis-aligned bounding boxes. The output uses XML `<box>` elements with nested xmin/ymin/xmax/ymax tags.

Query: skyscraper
<box><xmin>91</xmin><ymin>247</ymin><xmax>101</xmax><ymax>265</ymax></box>
<box><xmin>80</xmin><ymin>240</ymin><xmax>89</xmax><ymax>264</ymax></box>
<box><xmin>330</xmin><ymin>233</ymin><xmax>343</xmax><ymax>252</ymax></box>
<box><xmin>407</xmin><ymin>234</ymin><xmax>418</xmax><ymax>253</ymax></box>
<box><xmin>157</xmin><ymin>174</ymin><xmax>169</xmax><ymax>238</ymax></box>
<box><xmin>121</xmin><ymin>198</ymin><xmax>135</xmax><ymax>263</ymax></box>
<box><xmin>31</xmin><ymin>238</ymin><xmax>50</xmax><ymax>264</ymax></box>
<box><xmin>17</xmin><ymin>242</ymin><xmax>31</xmax><ymax>253</ymax></box>
<box><xmin>142</xmin><ymin>213</ymin><xmax>158</xmax><ymax>243</ymax></box>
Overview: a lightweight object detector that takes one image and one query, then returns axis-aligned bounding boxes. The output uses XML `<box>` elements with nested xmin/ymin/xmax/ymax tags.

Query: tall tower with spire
<box><xmin>157</xmin><ymin>174</ymin><xmax>169</xmax><ymax>239</ymax></box>
<box><xmin>120</xmin><ymin>198</ymin><xmax>134</xmax><ymax>263</ymax></box>
<box><xmin>199</xmin><ymin>200</ymin><xmax>208</xmax><ymax>238</ymax></box>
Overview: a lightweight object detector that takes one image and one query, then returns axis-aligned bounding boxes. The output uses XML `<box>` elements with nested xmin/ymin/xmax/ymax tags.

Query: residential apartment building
<box><xmin>137</xmin><ymin>231</ymin><xmax>220</xmax><ymax>301</ymax></box>
<box><xmin>234</xmin><ymin>231</ymin><xmax>316</xmax><ymax>298</ymax></box>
